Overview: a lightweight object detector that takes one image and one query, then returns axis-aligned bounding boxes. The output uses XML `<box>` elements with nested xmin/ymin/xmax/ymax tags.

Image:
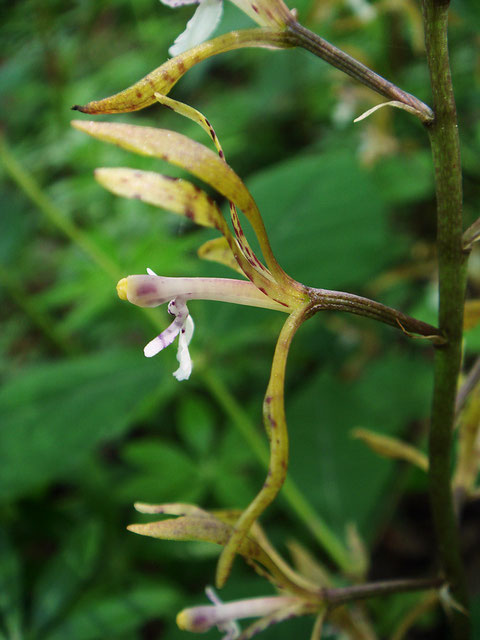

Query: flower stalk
<box><xmin>321</xmin><ymin>576</ymin><xmax>443</xmax><ymax>608</ymax></box>
<box><xmin>216</xmin><ymin>304</ymin><xmax>312</xmax><ymax>587</ymax></box>
<box><xmin>422</xmin><ymin>0</ymin><xmax>470</xmax><ymax>636</ymax></box>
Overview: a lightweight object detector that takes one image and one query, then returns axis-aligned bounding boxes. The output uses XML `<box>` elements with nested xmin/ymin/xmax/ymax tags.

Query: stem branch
<box><xmin>287</xmin><ymin>22</ymin><xmax>433</xmax><ymax>124</ymax></box>
<box><xmin>323</xmin><ymin>576</ymin><xmax>443</xmax><ymax>608</ymax></box>
<box><xmin>309</xmin><ymin>287</ymin><xmax>443</xmax><ymax>342</ymax></box>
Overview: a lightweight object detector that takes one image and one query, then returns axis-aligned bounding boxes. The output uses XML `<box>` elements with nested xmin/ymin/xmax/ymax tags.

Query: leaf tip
<box><xmin>215</xmin><ymin>549</ymin><xmax>234</xmax><ymax>589</ymax></box>
<box><xmin>126</xmin><ymin>524</ymin><xmax>143</xmax><ymax>534</ymax></box>
<box><xmin>70</xmin><ymin>119</ymin><xmax>87</xmax><ymax>131</ymax></box>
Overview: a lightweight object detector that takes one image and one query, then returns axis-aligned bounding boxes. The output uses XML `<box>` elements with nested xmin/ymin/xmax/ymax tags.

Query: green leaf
<box><xmin>0</xmin><ymin>532</ymin><xmax>23</xmax><ymax>639</ymax></box>
<box><xmin>177</xmin><ymin>395</ymin><xmax>215</xmax><ymax>457</ymax></box>
<box><xmin>119</xmin><ymin>439</ymin><xmax>205</xmax><ymax>504</ymax></box>
<box><xmin>371</xmin><ymin>151</ymin><xmax>434</xmax><ymax>205</ymax></box>
<box><xmin>46</xmin><ymin>585</ymin><xmax>180</xmax><ymax>640</ymax></box>
<box><xmin>0</xmin><ymin>350</ymin><xmax>174</xmax><ymax>501</ymax></box>
<box><xmin>288</xmin><ymin>349</ymin><xmax>432</xmax><ymax>538</ymax></box>
<box><xmin>246</xmin><ymin>150</ymin><xmax>395</xmax><ymax>289</ymax></box>
<box><xmin>30</xmin><ymin>522</ymin><xmax>102</xmax><ymax>635</ymax></box>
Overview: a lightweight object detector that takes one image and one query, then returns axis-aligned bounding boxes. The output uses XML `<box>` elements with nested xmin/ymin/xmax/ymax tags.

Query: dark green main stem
<box><xmin>422</xmin><ymin>0</ymin><xmax>470</xmax><ymax>637</ymax></box>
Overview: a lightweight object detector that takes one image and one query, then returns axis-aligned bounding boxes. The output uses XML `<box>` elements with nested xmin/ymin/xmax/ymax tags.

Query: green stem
<box><xmin>422</xmin><ymin>0</ymin><xmax>470</xmax><ymax>636</ymax></box>
<box><xmin>201</xmin><ymin>367</ymin><xmax>353</xmax><ymax>575</ymax></box>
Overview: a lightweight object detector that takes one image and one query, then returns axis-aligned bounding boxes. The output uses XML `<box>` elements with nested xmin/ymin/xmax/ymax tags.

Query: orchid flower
<box><xmin>72</xmin><ymin>94</ymin><xmax>441</xmax><ymax>590</ymax></box>
<box><xmin>116</xmin><ymin>270</ymin><xmax>290</xmax><ymax>381</ymax></box>
<box><xmin>128</xmin><ymin>503</ymin><xmax>325</xmax><ymax>639</ymax></box>
<box><xmin>177</xmin><ymin>588</ymin><xmax>306</xmax><ymax>639</ymax></box>
<box><xmin>128</xmin><ymin>502</ymin><xmax>382</xmax><ymax>639</ymax></box>
<box><xmin>117</xmin><ymin>268</ymin><xmax>196</xmax><ymax>380</ymax></box>
<box><xmin>160</xmin><ymin>0</ymin><xmax>295</xmax><ymax>56</ymax></box>
<box><xmin>73</xmin><ymin>92</ymin><xmax>311</xmax><ymax>380</ymax></box>
<box><xmin>71</xmin><ymin>109</ymin><xmax>314</xmax><ymax>589</ymax></box>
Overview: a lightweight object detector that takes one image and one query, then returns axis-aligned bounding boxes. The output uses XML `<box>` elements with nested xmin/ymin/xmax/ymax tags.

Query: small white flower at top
<box><xmin>160</xmin><ymin>0</ymin><xmax>294</xmax><ymax>56</ymax></box>
<box><xmin>161</xmin><ymin>0</ymin><xmax>224</xmax><ymax>56</ymax></box>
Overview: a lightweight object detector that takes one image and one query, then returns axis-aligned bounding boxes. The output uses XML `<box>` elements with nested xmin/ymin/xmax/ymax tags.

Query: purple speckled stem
<box><xmin>309</xmin><ymin>287</ymin><xmax>443</xmax><ymax>341</ymax></box>
<box><xmin>287</xmin><ymin>22</ymin><xmax>434</xmax><ymax>124</ymax></box>
<box><xmin>322</xmin><ymin>576</ymin><xmax>443</xmax><ymax>608</ymax></box>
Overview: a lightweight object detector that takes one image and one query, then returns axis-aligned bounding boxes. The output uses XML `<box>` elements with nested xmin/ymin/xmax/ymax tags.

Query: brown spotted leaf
<box><xmin>128</xmin><ymin>515</ymin><xmax>311</xmax><ymax>593</ymax></box>
<box><xmin>72</xmin><ymin>29</ymin><xmax>293</xmax><ymax>114</ymax></box>
<box><xmin>72</xmin><ymin>120</ymin><xmax>258</xmax><ymax>214</ymax></box>
<box><xmin>128</xmin><ymin>516</ymin><xmax>261</xmax><ymax>555</ymax></box>
<box><xmin>71</xmin><ymin>119</ymin><xmax>306</xmax><ymax>299</ymax></box>
<box><xmin>95</xmin><ymin>168</ymin><xmax>221</xmax><ymax>229</ymax></box>
<box><xmin>154</xmin><ymin>93</ymin><xmax>226</xmax><ymax>159</ymax></box>
<box><xmin>152</xmin><ymin>94</ymin><xmax>277</xmax><ymax>288</ymax></box>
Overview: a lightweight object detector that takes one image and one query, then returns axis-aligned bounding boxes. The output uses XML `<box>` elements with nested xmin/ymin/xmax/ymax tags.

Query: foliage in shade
<box><xmin>1</xmin><ymin>0</ymin><xmax>479</xmax><ymax>637</ymax></box>
<box><xmin>0</xmin><ymin>350</ymin><xmax>175</xmax><ymax>501</ymax></box>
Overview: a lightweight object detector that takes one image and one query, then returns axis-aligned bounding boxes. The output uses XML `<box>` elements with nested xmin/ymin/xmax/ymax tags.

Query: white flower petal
<box><xmin>168</xmin><ymin>0</ymin><xmax>223</xmax><ymax>57</ymax></box>
<box><xmin>161</xmin><ymin>0</ymin><xmax>198</xmax><ymax>7</ymax></box>
<box><xmin>144</xmin><ymin>297</ymin><xmax>190</xmax><ymax>359</ymax></box>
<box><xmin>144</xmin><ymin>328</ymin><xmax>179</xmax><ymax>357</ymax></box>
<box><xmin>173</xmin><ymin>314</ymin><xmax>195</xmax><ymax>380</ymax></box>
<box><xmin>144</xmin><ymin>337</ymin><xmax>165</xmax><ymax>358</ymax></box>
<box><xmin>205</xmin><ymin>588</ymin><xmax>240</xmax><ymax>640</ymax></box>
<box><xmin>183</xmin><ymin>312</ymin><xmax>195</xmax><ymax>344</ymax></box>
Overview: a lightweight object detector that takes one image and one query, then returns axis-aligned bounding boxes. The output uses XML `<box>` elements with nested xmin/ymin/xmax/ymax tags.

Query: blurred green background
<box><xmin>1</xmin><ymin>0</ymin><xmax>479</xmax><ymax>637</ymax></box>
